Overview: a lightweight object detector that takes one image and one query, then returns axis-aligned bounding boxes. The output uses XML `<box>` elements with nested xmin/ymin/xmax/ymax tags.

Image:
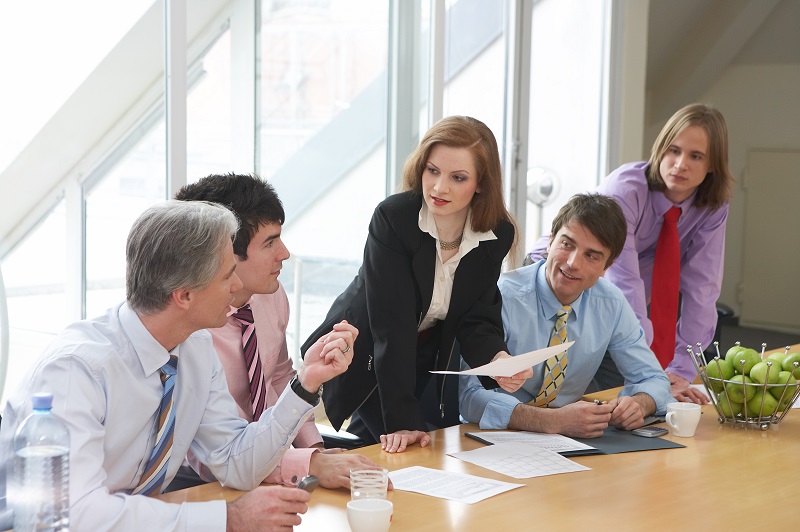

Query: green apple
<box><xmin>705</xmin><ymin>358</ymin><xmax>734</xmax><ymax>392</ymax></box>
<box><xmin>745</xmin><ymin>390</ymin><xmax>779</xmax><ymax>418</ymax></box>
<box><xmin>727</xmin><ymin>348</ymin><xmax>760</xmax><ymax>376</ymax></box>
<box><xmin>769</xmin><ymin>371</ymin><xmax>799</xmax><ymax>410</ymax></box>
<box><xmin>716</xmin><ymin>391</ymin><xmax>742</xmax><ymax>418</ymax></box>
<box><xmin>750</xmin><ymin>360</ymin><xmax>781</xmax><ymax>385</ymax></box>
<box><xmin>781</xmin><ymin>353</ymin><xmax>800</xmax><ymax>378</ymax></box>
<box><xmin>766</xmin><ymin>352</ymin><xmax>789</xmax><ymax>366</ymax></box>
<box><xmin>725</xmin><ymin>374</ymin><xmax>756</xmax><ymax>403</ymax></box>
<box><xmin>724</xmin><ymin>345</ymin><xmax>746</xmax><ymax>362</ymax></box>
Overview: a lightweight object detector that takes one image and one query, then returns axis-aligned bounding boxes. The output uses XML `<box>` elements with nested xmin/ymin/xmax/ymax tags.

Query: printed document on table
<box><xmin>449</xmin><ymin>442</ymin><xmax>590</xmax><ymax>479</ymax></box>
<box><xmin>388</xmin><ymin>466</ymin><xmax>524</xmax><ymax>504</ymax></box>
<box><xmin>465</xmin><ymin>431</ymin><xmax>596</xmax><ymax>454</ymax></box>
<box><xmin>430</xmin><ymin>341</ymin><xmax>575</xmax><ymax>377</ymax></box>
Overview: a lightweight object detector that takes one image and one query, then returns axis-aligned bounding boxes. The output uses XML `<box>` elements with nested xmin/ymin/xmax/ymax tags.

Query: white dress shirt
<box><xmin>0</xmin><ymin>302</ymin><xmax>314</xmax><ymax>531</ymax></box>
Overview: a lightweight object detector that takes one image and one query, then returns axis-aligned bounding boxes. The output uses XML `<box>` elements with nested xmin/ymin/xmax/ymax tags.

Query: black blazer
<box><xmin>301</xmin><ymin>191</ymin><xmax>513</xmax><ymax>432</ymax></box>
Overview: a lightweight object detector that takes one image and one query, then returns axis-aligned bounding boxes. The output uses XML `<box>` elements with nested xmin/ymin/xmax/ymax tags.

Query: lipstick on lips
<box><xmin>431</xmin><ymin>195</ymin><xmax>450</xmax><ymax>207</ymax></box>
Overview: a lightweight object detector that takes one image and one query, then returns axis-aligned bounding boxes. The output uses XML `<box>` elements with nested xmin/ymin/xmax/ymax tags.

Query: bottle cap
<box><xmin>31</xmin><ymin>392</ymin><xmax>54</xmax><ymax>410</ymax></box>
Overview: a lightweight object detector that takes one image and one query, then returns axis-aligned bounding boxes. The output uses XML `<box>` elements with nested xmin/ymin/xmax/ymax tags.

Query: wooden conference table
<box><xmin>159</xmin><ymin>388</ymin><xmax>800</xmax><ymax>530</ymax></box>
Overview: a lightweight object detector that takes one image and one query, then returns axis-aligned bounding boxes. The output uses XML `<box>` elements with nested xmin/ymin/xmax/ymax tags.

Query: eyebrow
<box><xmin>560</xmin><ymin>233</ymin><xmax>607</xmax><ymax>259</ymax></box>
<box><xmin>670</xmin><ymin>143</ymin><xmax>706</xmax><ymax>157</ymax></box>
<box><xmin>260</xmin><ymin>231</ymin><xmax>281</xmax><ymax>245</ymax></box>
<box><xmin>426</xmin><ymin>159</ymin><xmax>472</xmax><ymax>176</ymax></box>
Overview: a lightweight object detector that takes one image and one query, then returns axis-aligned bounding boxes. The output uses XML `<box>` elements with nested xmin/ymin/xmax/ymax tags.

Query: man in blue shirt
<box><xmin>459</xmin><ymin>193</ymin><xmax>672</xmax><ymax>438</ymax></box>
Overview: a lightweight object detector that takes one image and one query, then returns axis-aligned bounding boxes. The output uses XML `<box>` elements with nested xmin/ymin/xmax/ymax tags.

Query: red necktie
<box><xmin>232</xmin><ymin>304</ymin><xmax>268</xmax><ymax>421</ymax></box>
<box><xmin>650</xmin><ymin>206</ymin><xmax>681</xmax><ymax>368</ymax></box>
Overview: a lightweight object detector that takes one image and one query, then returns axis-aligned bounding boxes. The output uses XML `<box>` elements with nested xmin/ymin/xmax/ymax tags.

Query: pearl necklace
<box><xmin>439</xmin><ymin>234</ymin><xmax>463</xmax><ymax>250</ymax></box>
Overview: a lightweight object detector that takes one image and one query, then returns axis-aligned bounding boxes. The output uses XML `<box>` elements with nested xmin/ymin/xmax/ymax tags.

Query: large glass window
<box><xmin>256</xmin><ymin>0</ymin><xmax>390</xmax><ymax>358</ymax></box>
<box><xmin>0</xmin><ymin>200</ymin><xmax>67</xmax><ymax>405</ymax></box>
<box><xmin>84</xmin><ymin>123</ymin><xmax>167</xmax><ymax>318</ymax></box>
<box><xmin>524</xmin><ymin>0</ymin><xmax>609</xmax><ymax>249</ymax></box>
<box><xmin>442</xmin><ymin>0</ymin><xmax>506</xmax><ymax>137</ymax></box>
<box><xmin>0</xmin><ymin>0</ymin><xmax>154</xmax><ymax>174</ymax></box>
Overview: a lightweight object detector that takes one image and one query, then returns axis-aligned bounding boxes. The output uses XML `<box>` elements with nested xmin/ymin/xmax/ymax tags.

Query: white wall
<box><xmin>703</xmin><ymin>64</ymin><xmax>800</xmax><ymax>318</ymax></box>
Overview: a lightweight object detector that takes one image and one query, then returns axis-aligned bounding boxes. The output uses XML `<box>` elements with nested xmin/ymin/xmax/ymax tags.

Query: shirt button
<box><xmin>291</xmin><ymin>409</ymin><xmax>298</xmax><ymax>415</ymax></box>
<box><xmin>291</xmin><ymin>475</ymin><xmax>298</xmax><ymax>484</ymax></box>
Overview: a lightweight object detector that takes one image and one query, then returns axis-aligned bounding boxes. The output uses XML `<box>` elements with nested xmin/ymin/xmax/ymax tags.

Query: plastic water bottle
<box><xmin>11</xmin><ymin>392</ymin><xmax>70</xmax><ymax>532</ymax></box>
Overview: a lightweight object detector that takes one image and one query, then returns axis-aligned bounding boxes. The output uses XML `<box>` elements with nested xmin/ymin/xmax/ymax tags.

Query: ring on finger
<box><xmin>341</xmin><ymin>342</ymin><xmax>351</xmax><ymax>354</ymax></box>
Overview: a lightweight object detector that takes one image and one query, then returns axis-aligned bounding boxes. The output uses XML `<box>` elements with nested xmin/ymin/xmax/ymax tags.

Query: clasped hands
<box><xmin>299</xmin><ymin>320</ymin><xmax>358</xmax><ymax>392</ymax></box>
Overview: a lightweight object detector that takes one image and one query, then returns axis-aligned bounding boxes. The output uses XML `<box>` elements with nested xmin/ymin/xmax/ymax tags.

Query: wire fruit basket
<box><xmin>689</xmin><ymin>342</ymin><xmax>800</xmax><ymax>430</ymax></box>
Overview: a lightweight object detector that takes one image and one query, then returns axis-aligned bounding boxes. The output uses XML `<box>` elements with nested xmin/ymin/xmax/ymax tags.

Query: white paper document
<box><xmin>387</xmin><ymin>466</ymin><xmax>524</xmax><ymax>504</ymax></box>
<box><xmin>430</xmin><ymin>341</ymin><xmax>575</xmax><ymax>377</ymax></box>
<box><xmin>465</xmin><ymin>431</ymin><xmax>596</xmax><ymax>454</ymax></box>
<box><xmin>448</xmin><ymin>442</ymin><xmax>590</xmax><ymax>479</ymax></box>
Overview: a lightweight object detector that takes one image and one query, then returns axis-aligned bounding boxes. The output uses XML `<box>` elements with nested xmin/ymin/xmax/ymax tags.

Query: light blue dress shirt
<box><xmin>459</xmin><ymin>260</ymin><xmax>673</xmax><ymax>429</ymax></box>
<box><xmin>0</xmin><ymin>302</ymin><xmax>315</xmax><ymax>531</ymax></box>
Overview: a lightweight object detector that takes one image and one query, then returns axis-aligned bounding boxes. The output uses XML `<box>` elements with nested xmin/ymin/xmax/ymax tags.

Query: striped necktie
<box><xmin>232</xmin><ymin>304</ymin><xmax>268</xmax><ymax>421</ymax></box>
<box><xmin>532</xmin><ymin>305</ymin><xmax>572</xmax><ymax>407</ymax></box>
<box><xmin>133</xmin><ymin>355</ymin><xmax>178</xmax><ymax>496</ymax></box>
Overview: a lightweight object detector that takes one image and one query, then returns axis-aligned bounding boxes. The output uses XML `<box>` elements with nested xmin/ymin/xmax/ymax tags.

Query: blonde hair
<box><xmin>646</xmin><ymin>103</ymin><xmax>733</xmax><ymax>210</ymax></box>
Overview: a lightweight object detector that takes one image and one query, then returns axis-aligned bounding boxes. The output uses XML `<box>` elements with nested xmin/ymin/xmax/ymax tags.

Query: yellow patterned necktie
<box><xmin>532</xmin><ymin>305</ymin><xmax>572</xmax><ymax>407</ymax></box>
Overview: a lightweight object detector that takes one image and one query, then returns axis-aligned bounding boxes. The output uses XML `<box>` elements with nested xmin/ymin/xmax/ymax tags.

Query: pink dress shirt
<box><xmin>194</xmin><ymin>285</ymin><xmax>322</xmax><ymax>485</ymax></box>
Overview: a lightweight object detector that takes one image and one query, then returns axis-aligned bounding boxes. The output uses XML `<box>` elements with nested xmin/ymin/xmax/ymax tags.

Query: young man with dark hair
<box><xmin>460</xmin><ymin>193</ymin><xmax>672</xmax><ymax>437</ymax></box>
<box><xmin>176</xmin><ymin>173</ymin><xmax>381</xmax><ymax>489</ymax></box>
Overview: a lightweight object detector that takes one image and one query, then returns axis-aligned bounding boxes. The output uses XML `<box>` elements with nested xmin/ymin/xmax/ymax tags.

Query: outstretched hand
<box><xmin>491</xmin><ymin>351</ymin><xmax>533</xmax><ymax>393</ymax></box>
<box><xmin>380</xmin><ymin>430</ymin><xmax>430</xmax><ymax>453</ymax></box>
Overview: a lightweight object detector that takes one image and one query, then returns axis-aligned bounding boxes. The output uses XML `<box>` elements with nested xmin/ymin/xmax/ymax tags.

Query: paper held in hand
<box><xmin>430</xmin><ymin>341</ymin><xmax>575</xmax><ymax>378</ymax></box>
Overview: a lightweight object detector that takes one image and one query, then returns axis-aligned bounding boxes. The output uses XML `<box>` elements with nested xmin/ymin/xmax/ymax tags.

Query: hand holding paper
<box><xmin>431</xmin><ymin>341</ymin><xmax>575</xmax><ymax>378</ymax></box>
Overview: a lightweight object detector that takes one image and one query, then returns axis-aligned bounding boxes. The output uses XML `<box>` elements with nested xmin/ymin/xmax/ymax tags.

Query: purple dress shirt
<box><xmin>529</xmin><ymin>162</ymin><xmax>728</xmax><ymax>381</ymax></box>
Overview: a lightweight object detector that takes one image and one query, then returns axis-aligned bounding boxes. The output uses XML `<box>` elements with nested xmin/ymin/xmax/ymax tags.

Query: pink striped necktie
<box><xmin>232</xmin><ymin>304</ymin><xmax>268</xmax><ymax>421</ymax></box>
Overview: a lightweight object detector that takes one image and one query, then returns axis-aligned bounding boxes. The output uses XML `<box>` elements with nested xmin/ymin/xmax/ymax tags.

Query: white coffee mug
<box><xmin>346</xmin><ymin>498</ymin><xmax>393</xmax><ymax>532</ymax></box>
<box><xmin>665</xmin><ymin>402</ymin><xmax>702</xmax><ymax>437</ymax></box>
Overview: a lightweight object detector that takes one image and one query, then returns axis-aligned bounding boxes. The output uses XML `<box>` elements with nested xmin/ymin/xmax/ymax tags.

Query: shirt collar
<box><xmin>534</xmin><ymin>260</ymin><xmax>583</xmax><ymax>321</ymax></box>
<box><xmin>226</xmin><ymin>296</ymin><xmax>254</xmax><ymax>318</ymax></box>
<box><xmin>417</xmin><ymin>202</ymin><xmax>497</xmax><ymax>251</ymax></box>
<box><xmin>119</xmin><ymin>302</ymin><xmax>174</xmax><ymax>377</ymax></box>
<box><xmin>653</xmin><ymin>188</ymin><xmax>697</xmax><ymax>216</ymax></box>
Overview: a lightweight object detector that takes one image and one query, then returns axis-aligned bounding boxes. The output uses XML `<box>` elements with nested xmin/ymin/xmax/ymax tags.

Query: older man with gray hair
<box><xmin>1</xmin><ymin>200</ymin><xmax>357</xmax><ymax>531</ymax></box>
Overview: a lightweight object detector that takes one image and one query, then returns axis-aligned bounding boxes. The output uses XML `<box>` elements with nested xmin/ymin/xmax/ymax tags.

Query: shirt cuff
<box><xmin>665</xmin><ymin>352</ymin><xmax>697</xmax><ymax>383</ymax></box>
<box><xmin>478</xmin><ymin>394</ymin><xmax>521</xmax><ymax>430</ymax></box>
<box><xmin>267</xmin><ymin>447</ymin><xmax>320</xmax><ymax>486</ymax></box>
<box><xmin>186</xmin><ymin>500</ymin><xmax>227</xmax><ymax>531</ymax></box>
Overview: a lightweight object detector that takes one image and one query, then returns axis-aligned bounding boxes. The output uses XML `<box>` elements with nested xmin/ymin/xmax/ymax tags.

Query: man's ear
<box><xmin>171</xmin><ymin>288</ymin><xmax>193</xmax><ymax>310</ymax></box>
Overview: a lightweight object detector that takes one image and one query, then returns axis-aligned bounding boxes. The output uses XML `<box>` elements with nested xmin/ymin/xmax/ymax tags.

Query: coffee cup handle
<box><xmin>665</xmin><ymin>411</ymin><xmax>678</xmax><ymax>431</ymax></box>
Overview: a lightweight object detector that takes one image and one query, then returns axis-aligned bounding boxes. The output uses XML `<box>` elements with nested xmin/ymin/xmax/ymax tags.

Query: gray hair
<box><xmin>126</xmin><ymin>200</ymin><xmax>239</xmax><ymax>314</ymax></box>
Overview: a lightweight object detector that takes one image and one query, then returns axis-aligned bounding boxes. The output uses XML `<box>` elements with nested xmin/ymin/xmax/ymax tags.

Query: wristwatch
<box><xmin>290</xmin><ymin>376</ymin><xmax>322</xmax><ymax>406</ymax></box>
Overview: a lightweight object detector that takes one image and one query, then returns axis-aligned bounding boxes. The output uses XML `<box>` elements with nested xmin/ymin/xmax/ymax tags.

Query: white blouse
<box><xmin>416</xmin><ymin>202</ymin><xmax>497</xmax><ymax>332</ymax></box>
